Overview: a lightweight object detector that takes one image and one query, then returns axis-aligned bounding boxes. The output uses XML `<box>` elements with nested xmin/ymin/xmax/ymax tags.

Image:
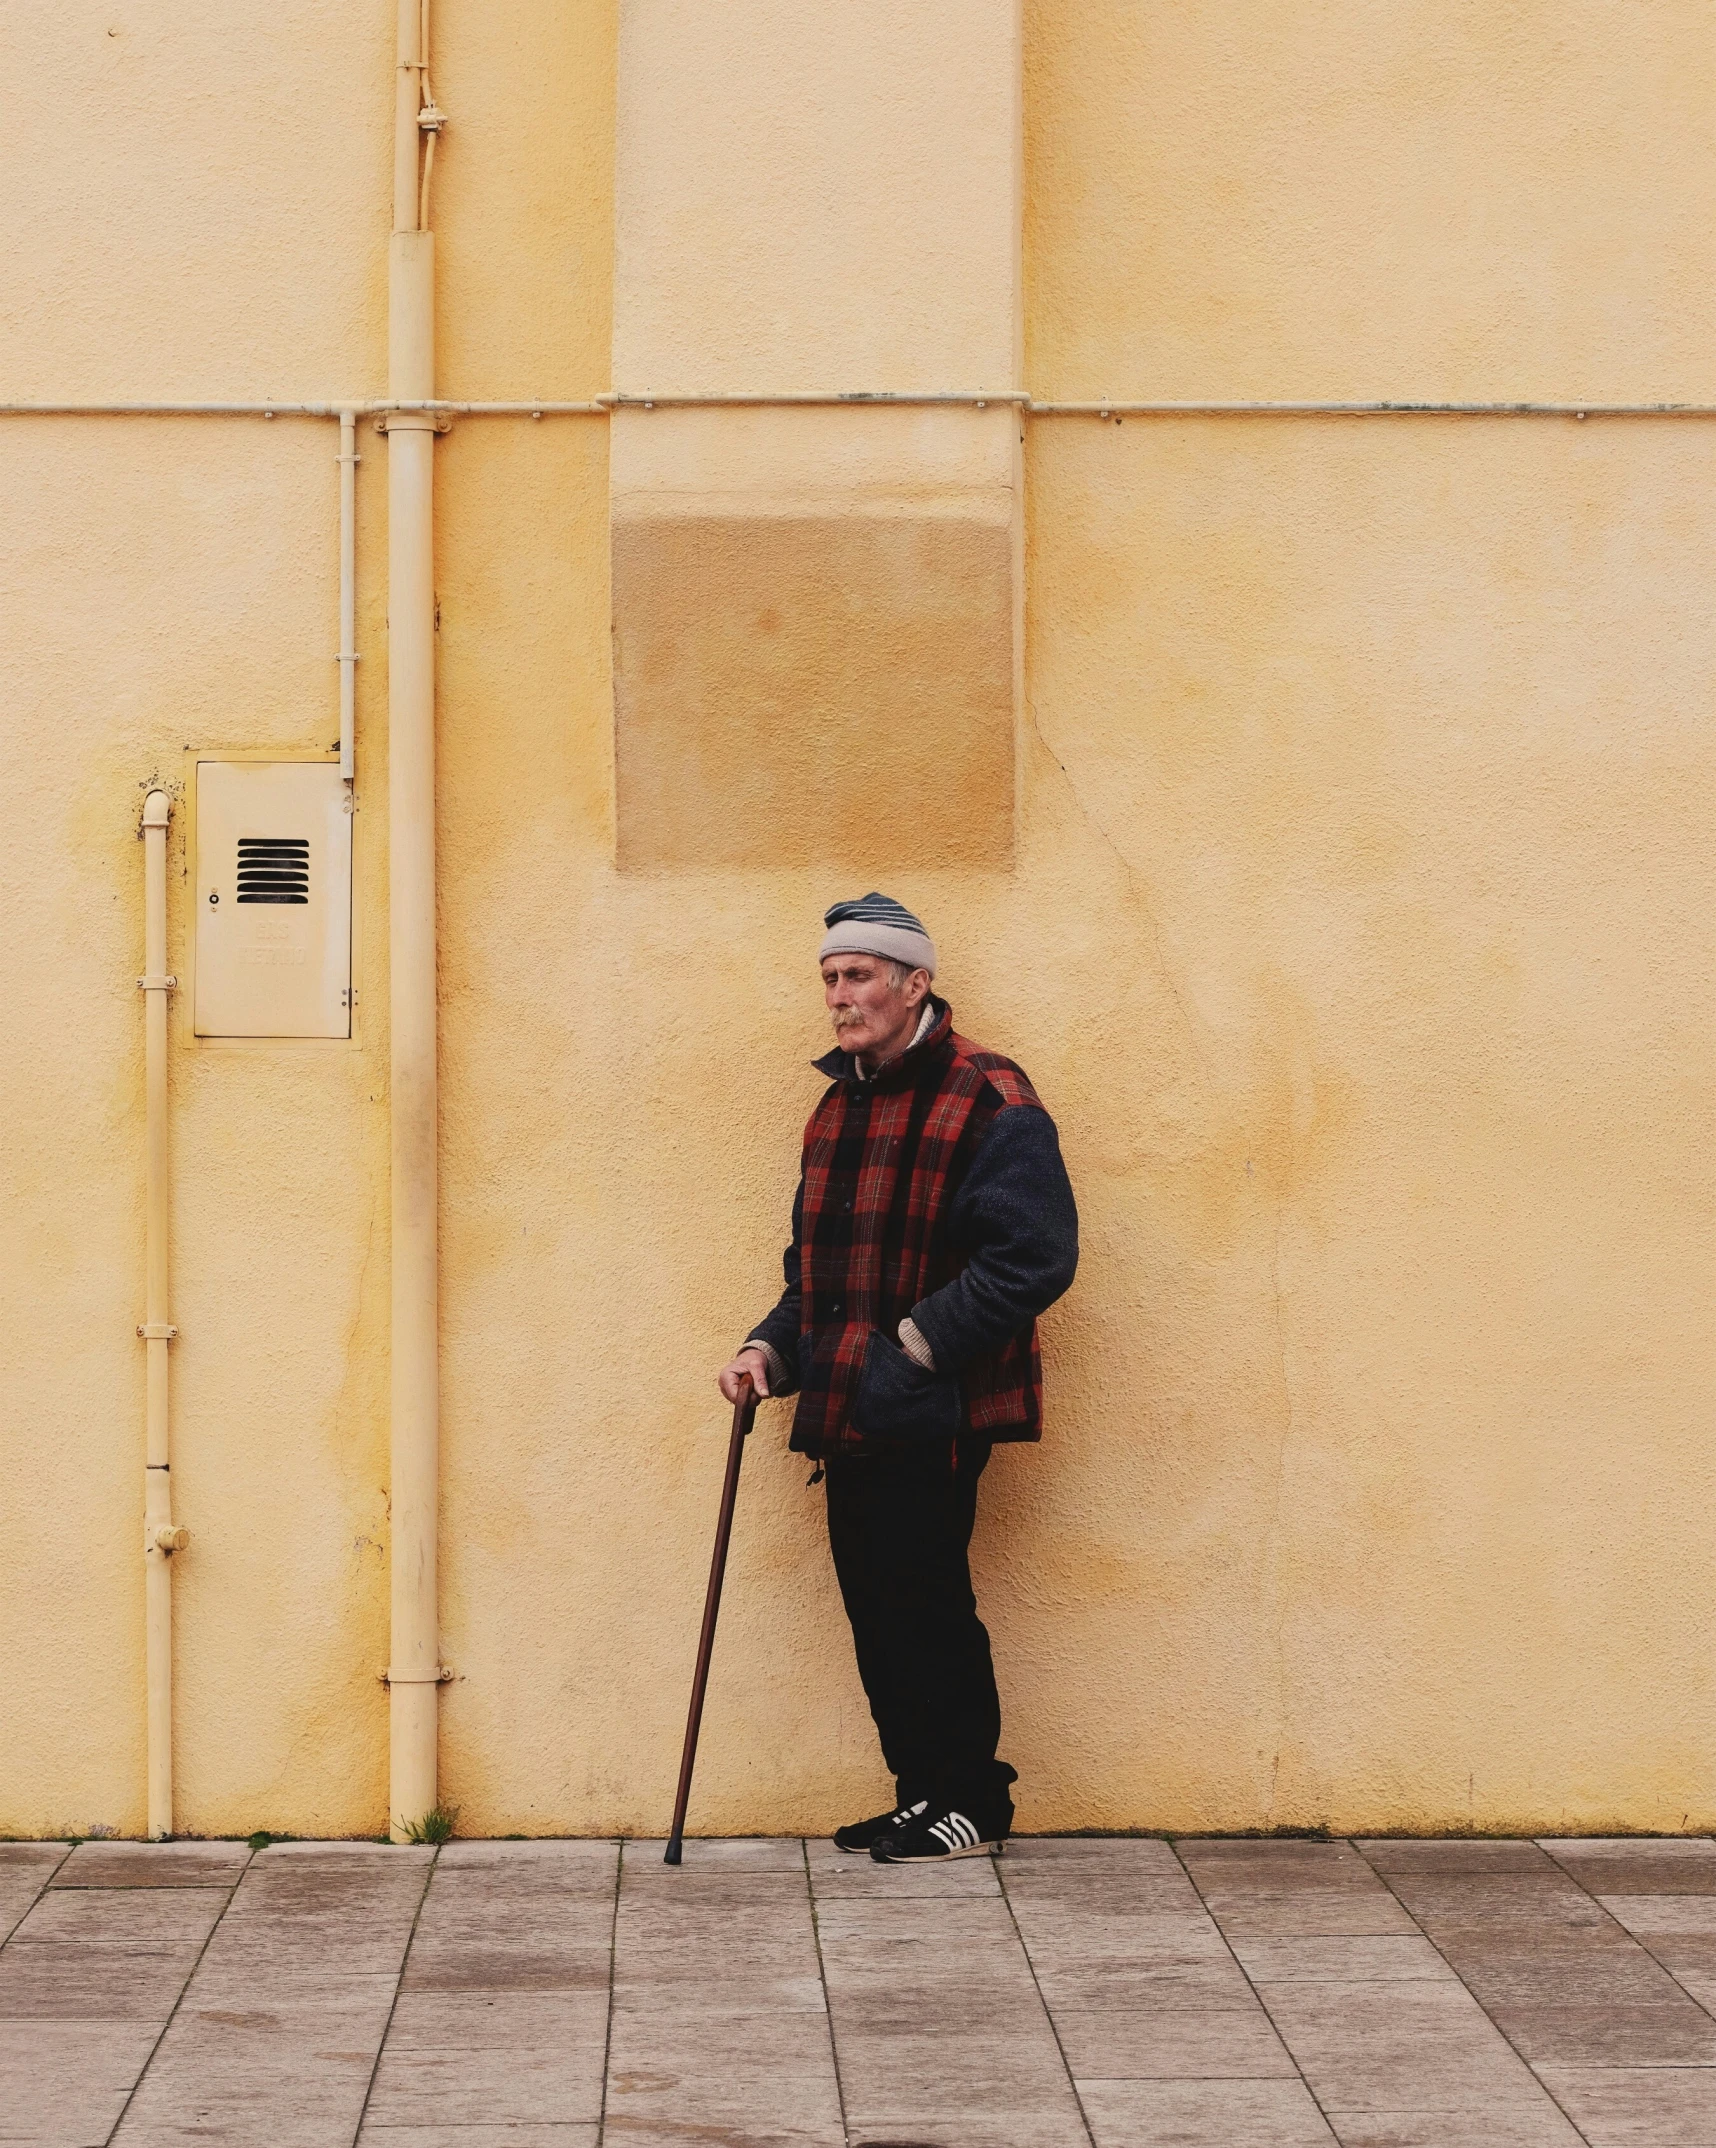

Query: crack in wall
<box><xmin>1027</xmin><ymin>699</ymin><xmax>1215</xmax><ymax>1086</ymax></box>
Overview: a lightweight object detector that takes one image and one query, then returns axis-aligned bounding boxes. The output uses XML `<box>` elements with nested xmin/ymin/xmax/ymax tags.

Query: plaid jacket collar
<box><xmin>811</xmin><ymin>996</ymin><xmax>954</xmax><ymax>1092</ymax></box>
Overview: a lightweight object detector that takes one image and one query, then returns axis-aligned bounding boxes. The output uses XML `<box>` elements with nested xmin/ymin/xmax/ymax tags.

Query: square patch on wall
<box><xmin>613</xmin><ymin>510</ymin><xmax>1015</xmax><ymax>870</ymax></box>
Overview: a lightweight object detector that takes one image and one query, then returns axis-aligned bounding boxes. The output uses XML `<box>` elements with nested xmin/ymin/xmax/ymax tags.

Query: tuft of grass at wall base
<box><xmin>400</xmin><ymin>1806</ymin><xmax>459</xmax><ymax>1845</ymax></box>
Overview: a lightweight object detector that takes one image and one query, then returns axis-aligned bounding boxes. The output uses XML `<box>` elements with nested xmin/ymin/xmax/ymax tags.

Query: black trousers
<box><xmin>824</xmin><ymin>1439</ymin><xmax>1016</xmax><ymax>1821</ymax></box>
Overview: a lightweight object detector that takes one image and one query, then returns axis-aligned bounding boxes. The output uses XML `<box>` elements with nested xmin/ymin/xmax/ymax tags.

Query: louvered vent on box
<box><xmin>236</xmin><ymin>837</ymin><xmax>310</xmax><ymax>904</ymax></box>
<box><xmin>194</xmin><ymin>761</ymin><xmax>352</xmax><ymax>1038</ymax></box>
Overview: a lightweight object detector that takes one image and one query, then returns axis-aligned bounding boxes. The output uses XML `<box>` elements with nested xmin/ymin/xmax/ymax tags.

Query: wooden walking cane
<box><xmin>664</xmin><ymin>1373</ymin><xmax>759</xmax><ymax>1864</ymax></box>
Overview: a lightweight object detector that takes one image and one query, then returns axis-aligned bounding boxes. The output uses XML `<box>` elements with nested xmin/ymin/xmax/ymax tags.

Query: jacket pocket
<box><xmin>851</xmin><ymin>1330</ymin><xmax>962</xmax><ymax>1443</ymax></box>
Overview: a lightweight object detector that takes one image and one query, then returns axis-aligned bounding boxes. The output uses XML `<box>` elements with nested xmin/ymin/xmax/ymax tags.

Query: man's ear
<box><xmin>908</xmin><ymin>968</ymin><xmax>931</xmax><ymax>1005</ymax></box>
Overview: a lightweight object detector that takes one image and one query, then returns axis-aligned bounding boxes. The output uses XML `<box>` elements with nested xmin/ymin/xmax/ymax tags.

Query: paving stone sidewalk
<box><xmin>6</xmin><ymin>1834</ymin><xmax>1716</xmax><ymax>2147</ymax></box>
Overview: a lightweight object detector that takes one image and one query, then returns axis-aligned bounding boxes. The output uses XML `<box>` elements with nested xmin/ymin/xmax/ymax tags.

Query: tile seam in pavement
<box><xmin>1350</xmin><ymin>1837</ymin><xmax>1595</xmax><ymax>2147</ymax></box>
<box><xmin>802</xmin><ymin>1835</ymin><xmax>855</xmax><ymax>2147</ymax></box>
<box><xmin>0</xmin><ymin>1843</ymin><xmax>69</xmax><ymax>1942</ymax></box>
<box><xmin>348</xmin><ymin>1840</ymin><xmax>440</xmax><ymax>2145</ymax></box>
<box><xmin>1171</xmin><ymin>1838</ymin><xmax>1343</xmax><ymax>2144</ymax></box>
<box><xmin>1536</xmin><ymin>1836</ymin><xmax>1716</xmax><ymax>2037</ymax></box>
<box><xmin>1554</xmin><ymin>2061</ymin><xmax>1716</xmax><ymax>2069</ymax></box>
<box><xmin>993</xmin><ymin>1845</ymin><xmax>1098</xmax><ymax>2148</ymax></box>
<box><xmin>101</xmin><ymin>1842</ymin><xmax>256</xmax><ymax>2146</ymax></box>
<box><xmin>595</xmin><ymin>1837</ymin><xmax>624</xmax><ymax>2148</ymax></box>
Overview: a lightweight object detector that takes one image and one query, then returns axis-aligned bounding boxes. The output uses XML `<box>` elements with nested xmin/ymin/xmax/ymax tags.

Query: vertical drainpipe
<box><xmin>338</xmin><ymin>408</ymin><xmax>359</xmax><ymax>785</ymax></box>
<box><xmin>387</xmin><ymin>0</ymin><xmax>442</xmax><ymax>1838</ymax></box>
<box><xmin>140</xmin><ymin>791</ymin><xmax>187</xmax><ymax>1839</ymax></box>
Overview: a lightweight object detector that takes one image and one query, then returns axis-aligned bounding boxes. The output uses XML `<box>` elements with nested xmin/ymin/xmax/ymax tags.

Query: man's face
<box><xmin>822</xmin><ymin>954</ymin><xmax>930</xmax><ymax>1063</ymax></box>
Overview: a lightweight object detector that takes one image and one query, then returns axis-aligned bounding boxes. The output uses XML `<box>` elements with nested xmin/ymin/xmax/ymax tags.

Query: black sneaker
<box><xmin>833</xmin><ymin>1800</ymin><xmax>926</xmax><ymax>1854</ymax></box>
<box><xmin>869</xmin><ymin>1803</ymin><xmax>1005</xmax><ymax>1862</ymax></box>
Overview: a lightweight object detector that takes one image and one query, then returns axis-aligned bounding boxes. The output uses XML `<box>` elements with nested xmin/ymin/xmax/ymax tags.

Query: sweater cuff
<box><xmin>897</xmin><ymin>1316</ymin><xmax>936</xmax><ymax>1372</ymax></box>
<box><xmin>743</xmin><ymin>1336</ymin><xmax>791</xmax><ymax>1392</ymax></box>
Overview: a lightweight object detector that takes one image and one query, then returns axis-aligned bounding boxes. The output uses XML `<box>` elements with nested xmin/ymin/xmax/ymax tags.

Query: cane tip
<box><xmin>663</xmin><ymin>1839</ymin><xmax>682</xmax><ymax>1866</ymax></box>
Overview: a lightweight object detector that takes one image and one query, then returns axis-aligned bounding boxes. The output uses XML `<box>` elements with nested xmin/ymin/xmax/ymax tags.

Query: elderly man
<box><xmin>719</xmin><ymin>893</ymin><xmax>1078</xmax><ymax>1862</ymax></box>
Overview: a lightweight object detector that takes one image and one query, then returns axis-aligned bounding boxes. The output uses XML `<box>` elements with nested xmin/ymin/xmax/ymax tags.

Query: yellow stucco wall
<box><xmin>4</xmin><ymin>0</ymin><xmax>1712</xmax><ymax>1839</ymax></box>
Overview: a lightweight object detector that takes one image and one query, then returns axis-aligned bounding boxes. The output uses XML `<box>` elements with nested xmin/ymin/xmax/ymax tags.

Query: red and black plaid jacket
<box><xmin>746</xmin><ymin>1000</ymin><xmax>1079</xmax><ymax>1459</ymax></box>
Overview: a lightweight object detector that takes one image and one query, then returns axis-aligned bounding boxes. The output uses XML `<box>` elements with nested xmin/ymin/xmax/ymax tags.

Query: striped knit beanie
<box><xmin>819</xmin><ymin>892</ymin><xmax>937</xmax><ymax>978</ymax></box>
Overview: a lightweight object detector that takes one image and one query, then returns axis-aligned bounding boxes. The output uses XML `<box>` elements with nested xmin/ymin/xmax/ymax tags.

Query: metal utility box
<box><xmin>194</xmin><ymin>760</ymin><xmax>352</xmax><ymax>1038</ymax></box>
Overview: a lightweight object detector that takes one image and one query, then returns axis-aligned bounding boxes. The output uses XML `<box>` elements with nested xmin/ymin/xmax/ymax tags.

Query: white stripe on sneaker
<box><xmin>922</xmin><ymin>1810</ymin><xmax>982</xmax><ymax>1854</ymax></box>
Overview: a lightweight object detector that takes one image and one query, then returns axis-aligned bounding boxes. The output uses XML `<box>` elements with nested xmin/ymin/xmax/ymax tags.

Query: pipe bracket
<box><xmin>374</xmin><ymin>412</ymin><xmax>451</xmax><ymax>434</ymax></box>
<box><xmin>379</xmin><ymin>1666</ymin><xmax>455</xmax><ymax>1684</ymax></box>
<box><xmin>138</xmin><ymin>1322</ymin><xmax>178</xmax><ymax>1341</ymax></box>
<box><xmin>137</xmin><ymin>974</ymin><xmax>177</xmax><ymax>992</ymax></box>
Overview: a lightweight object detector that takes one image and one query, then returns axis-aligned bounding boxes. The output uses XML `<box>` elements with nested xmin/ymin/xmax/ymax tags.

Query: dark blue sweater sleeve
<box><xmin>908</xmin><ymin>1102</ymin><xmax>1079</xmax><ymax>1372</ymax></box>
<box><xmin>743</xmin><ymin>1172</ymin><xmax>804</xmax><ymax>1394</ymax></box>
